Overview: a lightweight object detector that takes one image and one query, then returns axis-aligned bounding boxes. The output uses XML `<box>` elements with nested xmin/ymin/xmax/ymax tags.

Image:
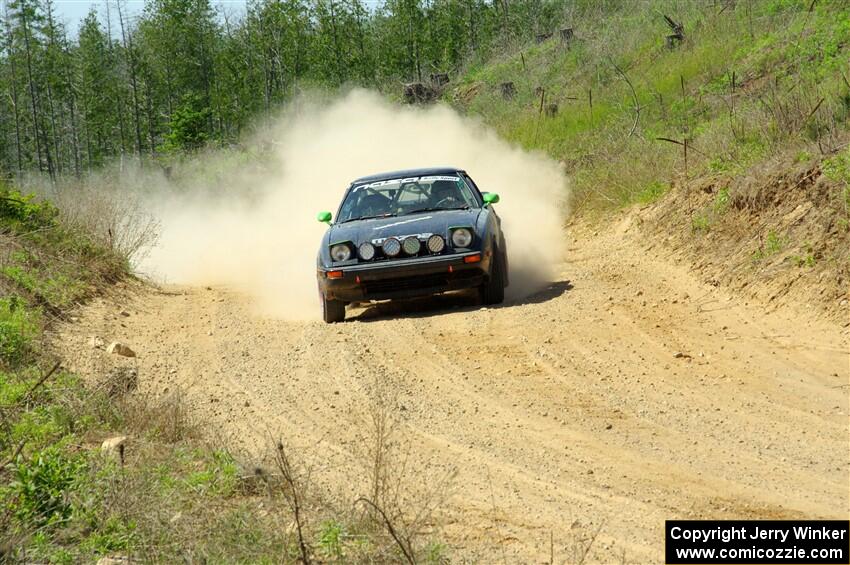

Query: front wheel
<box><xmin>322</xmin><ymin>294</ymin><xmax>345</xmax><ymax>323</ymax></box>
<box><xmin>479</xmin><ymin>250</ymin><xmax>506</xmax><ymax>305</ymax></box>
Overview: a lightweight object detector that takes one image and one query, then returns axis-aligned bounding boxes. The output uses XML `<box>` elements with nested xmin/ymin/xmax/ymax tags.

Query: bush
<box><xmin>0</xmin><ymin>189</ymin><xmax>58</xmax><ymax>233</ymax></box>
<box><xmin>6</xmin><ymin>447</ymin><xmax>86</xmax><ymax>528</ymax></box>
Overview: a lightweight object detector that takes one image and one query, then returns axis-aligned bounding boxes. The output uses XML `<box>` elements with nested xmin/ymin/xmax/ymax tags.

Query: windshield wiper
<box><xmin>402</xmin><ymin>206</ymin><xmax>469</xmax><ymax>215</ymax></box>
<box><xmin>338</xmin><ymin>213</ymin><xmax>396</xmax><ymax>223</ymax></box>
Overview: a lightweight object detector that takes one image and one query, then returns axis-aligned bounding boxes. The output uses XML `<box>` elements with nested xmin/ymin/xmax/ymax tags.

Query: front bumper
<box><xmin>318</xmin><ymin>251</ymin><xmax>491</xmax><ymax>302</ymax></box>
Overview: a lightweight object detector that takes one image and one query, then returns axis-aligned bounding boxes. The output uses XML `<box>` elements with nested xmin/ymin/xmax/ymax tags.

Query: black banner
<box><xmin>666</xmin><ymin>520</ymin><xmax>850</xmax><ymax>564</ymax></box>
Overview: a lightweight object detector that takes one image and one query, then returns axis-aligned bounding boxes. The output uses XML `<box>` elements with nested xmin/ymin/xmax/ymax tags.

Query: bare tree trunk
<box><xmin>79</xmin><ymin>93</ymin><xmax>93</xmax><ymax>172</ymax></box>
<box><xmin>45</xmin><ymin>80</ymin><xmax>59</xmax><ymax>177</ymax></box>
<box><xmin>328</xmin><ymin>0</ymin><xmax>344</xmax><ymax>83</ymax></box>
<box><xmin>105</xmin><ymin>1</ymin><xmax>127</xmax><ymax>157</ymax></box>
<box><xmin>144</xmin><ymin>79</ymin><xmax>156</xmax><ymax>156</ymax></box>
<box><xmin>61</xmin><ymin>29</ymin><xmax>81</xmax><ymax>177</ymax></box>
<box><xmin>117</xmin><ymin>0</ymin><xmax>143</xmax><ymax>157</ymax></box>
<box><xmin>3</xmin><ymin>4</ymin><xmax>24</xmax><ymax>174</ymax></box>
<box><xmin>19</xmin><ymin>4</ymin><xmax>46</xmax><ymax>175</ymax></box>
<box><xmin>44</xmin><ymin>0</ymin><xmax>61</xmax><ymax>177</ymax></box>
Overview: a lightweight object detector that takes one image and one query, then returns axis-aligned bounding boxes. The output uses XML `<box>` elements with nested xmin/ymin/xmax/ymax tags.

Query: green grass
<box><xmin>691</xmin><ymin>212</ymin><xmax>711</xmax><ymax>233</ymax></box>
<box><xmin>712</xmin><ymin>187</ymin><xmax>731</xmax><ymax>215</ymax></box>
<box><xmin>635</xmin><ymin>181</ymin><xmax>670</xmax><ymax>205</ymax></box>
<box><xmin>0</xmin><ymin>297</ymin><xmax>40</xmax><ymax>366</ymax></box>
<box><xmin>452</xmin><ymin>1</ymin><xmax>850</xmax><ymax>211</ymax></box>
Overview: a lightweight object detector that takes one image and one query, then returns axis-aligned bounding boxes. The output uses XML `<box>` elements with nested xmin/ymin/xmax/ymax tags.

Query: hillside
<box><xmin>450</xmin><ymin>0</ymin><xmax>849</xmax><ymax>317</ymax></box>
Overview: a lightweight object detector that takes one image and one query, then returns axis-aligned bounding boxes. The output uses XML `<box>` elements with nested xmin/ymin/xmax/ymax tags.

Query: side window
<box><xmin>458</xmin><ymin>174</ymin><xmax>483</xmax><ymax>207</ymax></box>
<box><xmin>338</xmin><ymin>188</ymin><xmax>361</xmax><ymax>221</ymax></box>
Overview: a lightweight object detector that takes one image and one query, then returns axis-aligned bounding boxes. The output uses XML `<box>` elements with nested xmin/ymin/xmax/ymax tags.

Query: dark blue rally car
<box><xmin>316</xmin><ymin>167</ymin><xmax>508</xmax><ymax>322</ymax></box>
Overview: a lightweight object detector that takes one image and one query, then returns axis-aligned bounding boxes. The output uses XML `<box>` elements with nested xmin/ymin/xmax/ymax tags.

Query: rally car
<box><xmin>315</xmin><ymin>167</ymin><xmax>508</xmax><ymax>323</ymax></box>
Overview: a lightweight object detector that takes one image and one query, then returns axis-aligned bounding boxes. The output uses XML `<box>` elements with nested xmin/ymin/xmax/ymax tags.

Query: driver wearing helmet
<box><xmin>430</xmin><ymin>180</ymin><xmax>461</xmax><ymax>208</ymax></box>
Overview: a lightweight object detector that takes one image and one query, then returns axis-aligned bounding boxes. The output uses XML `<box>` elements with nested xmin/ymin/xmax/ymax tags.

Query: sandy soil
<box><xmin>56</xmin><ymin>216</ymin><xmax>850</xmax><ymax>563</ymax></box>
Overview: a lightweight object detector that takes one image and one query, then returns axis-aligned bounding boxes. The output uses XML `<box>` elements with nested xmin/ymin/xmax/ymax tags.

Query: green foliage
<box><xmin>823</xmin><ymin>147</ymin><xmax>850</xmax><ymax>185</ymax></box>
<box><xmin>318</xmin><ymin>519</ymin><xmax>346</xmax><ymax>560</ymax></box>
<box><xmin>0</xmin><ymin>296</ymin><xmax>39</xmax><ymax>366</ymax></box>
<box><xmin>822</xmin><ymin>148</ymin><xmax>850</xmax><ymax>219</ymax></box>
<box><xmin>163</xmin><ymin>94</ymin><xmax>213</xmax><ymax>152</ymax></box>
<box><xmin>454</xmin><ymin>1</ymin><xmax>850</xmax><ymax>210</ymax></box>
<box><xmin>184</xmin><ymin>449</ymin><xmax>238</xmax><ymax>495</ymax></box>
<box><xmin>78</xmin><ymin>515</ymin><xmax>136</xmax><ymax>554</ymax></box>
<box><xmin>712</xmin><ymin>187</ymin><xmax>731</xmax><ymax>215</ymax></box>
<box><xmin>752</xmin><ymin>230</ymin><xmax>786</xmax><ymax>261</ymax></box>
<box><xmin>0</xmin><ymin>190</ymin><xmax>58</xmax><ymax>233</ymax></box>
<box><xmin>7</xmin><ymin>447</ymin><xmax>86</xmax><ymax>528</ymax></box>
<box><xmin>635</xmin><ymin>181</ymin><xmax>669</xmax><ymax>205</ymax></box>
<box><xmin>691</xmin><ymin>213</ymin><xmax>711</xmax><ymax>233</ymax></box>
<box><xmin>791</xmin><ymin>243</ymin><xmax>817</xmax><ymax>267</ymax></box>
<box><xmin>1</xmin><ymin>257</ymin><xmax>89</xmax><ymax>311</ymax></box>
<box><xmin>424</xmin><ymin>540</ymin><xmax>449</xmax><ymax>563</ymax></box>
<box><xmin>794</xmin><ymin>150</ymin><xmax>813</xmax><ymax>164</ymax></box>
<box><xmin>0</xmin><ymin>186</ymin><xmax>128</xmax><ymax>312</ymax></box>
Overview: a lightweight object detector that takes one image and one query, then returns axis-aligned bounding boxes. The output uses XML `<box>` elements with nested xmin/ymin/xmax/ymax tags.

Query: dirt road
<box><xmin>58</xmin><ymin>216</ymin><xmax>849</xmax><ymax>563</ymax></box>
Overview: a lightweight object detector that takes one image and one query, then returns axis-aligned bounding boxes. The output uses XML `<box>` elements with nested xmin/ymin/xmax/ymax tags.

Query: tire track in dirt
<box><xmin>56</xmin><ymin>221</ymin><xmax>850</xmax><ymax>563</ymax></box>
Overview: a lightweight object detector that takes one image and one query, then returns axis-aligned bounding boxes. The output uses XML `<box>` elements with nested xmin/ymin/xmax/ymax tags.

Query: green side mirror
<box><xmin>482</xmin><ymin>192</ymin><xmax>500</xmax><ymax>206</ymax></box>
<box><xmin>317</xmin><ymin>211</ymin><xmax>332</xmax><ymax>224</ymax></box>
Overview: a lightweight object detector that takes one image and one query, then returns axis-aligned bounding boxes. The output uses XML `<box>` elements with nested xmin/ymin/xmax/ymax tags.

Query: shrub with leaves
<box><xmin>0</xmin><ymin>189</ymin><xmax>58</xmax><ymax>233</ymax></box>
<box><xmin>7</xmin><ymin>447</ymin><xmax>86</xmax><ymax>528</ymax></box>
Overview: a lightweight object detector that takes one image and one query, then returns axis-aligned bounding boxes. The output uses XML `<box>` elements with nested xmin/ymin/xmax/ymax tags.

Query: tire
<box><xmin>322</xmin><ymin>294</ymin><xmax>345</xmax><ymax>323</ymax></box>
<box><xmin>480</xmin><ymin>250</ymin><xmax>506</xmax><ymax>305</ymax></box>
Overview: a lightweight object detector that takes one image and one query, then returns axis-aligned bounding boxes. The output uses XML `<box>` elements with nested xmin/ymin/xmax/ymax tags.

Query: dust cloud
<box><xmin>141</xmin><ymin>89</ymin><xmax>569</xmax><ymax>319</ymax></box>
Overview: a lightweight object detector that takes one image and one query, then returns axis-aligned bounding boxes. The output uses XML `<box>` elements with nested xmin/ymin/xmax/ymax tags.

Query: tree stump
<box><xmin>666</xmin><ymin>34</ymin><xmax>684</xmax><ymax>49</ymax></box>
<box><xmin>534</xmin><ymin>86</ymin><xmax>545</xmax><ymax>98</ymax></box>
<box><xmin>663</xmin><ymin>15</ymin><xmax>684</xmax><ymax>49</ymax></box>
<box><xmin>559</xmin><ymin>28</ymin><xmax>574</xmax><ymax>46</ymax></box>
<box><xmin>545</xmin><ymin>103</ymin><xmax>558</xmax><ymax>117</ymax></box>
<box><xmin>500</xmin><ymin>81</ymin><xmax>516</xmax><ymax>100</ymax></box>
<box><xmin>403</xmin><ymin>82</ymin><xmax>437</xmax><ymax>104</ymax></box>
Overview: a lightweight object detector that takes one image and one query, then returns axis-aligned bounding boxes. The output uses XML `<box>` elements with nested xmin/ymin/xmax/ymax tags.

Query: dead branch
<box><xmin>355</xmin><ymin>496</ymin><xmax>415</xmax><ymax>565</ymax></box>
<box><xmin>804</xmin><ymin>97</ymin><xmax>825</xmax><ymax>122</ymax></box>
<box><xmin>655</xmin><ymin>137</ymin><xmax>710</xmax><ymax>158</ymax></box>
<box><xmin>610</xmin><ymin>59</ymin><xmax>641</xmax><ymax>138</ymax></box>
<box><xmin>0</xmin><ymin>195</ymin><xmax>28</xmax><ymax>206</ymax></box>
<box><xmin>0</xmin><ymin>440</ymin><xmax>26</xmax><ymax>473</ymax></box>
<box><xmin>21</xmin><ymin>361</ymin><xmax>62</xmax><ymax>406</ymax></box>
<box><xmin>275</xmin><ymin>440</ymin><xmax>311</xmax><ymax>565</ymax></box>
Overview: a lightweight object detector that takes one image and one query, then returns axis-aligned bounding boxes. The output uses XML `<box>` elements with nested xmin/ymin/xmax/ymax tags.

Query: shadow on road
<box><xmin>348</xmin><ymin>278</ymin><xmax>573</xmax><ymax>322</ymax></box>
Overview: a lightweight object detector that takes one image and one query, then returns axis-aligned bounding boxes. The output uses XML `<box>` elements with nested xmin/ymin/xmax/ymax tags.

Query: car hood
<box><xmin>328</xmin><ymin>209</ymin><xmax>482</xmax><ymax>244</ymax></box>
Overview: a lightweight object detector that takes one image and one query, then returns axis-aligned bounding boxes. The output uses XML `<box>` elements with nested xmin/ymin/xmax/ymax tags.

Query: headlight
<box><xmin>382</xmin><ymin>237</ymin><xmax>401</xmax><ymax>257</ymax></box>
<box><xmin>330</xmin><ymin>243</ymin><xmax>351</xmax><ymax>262</ymax></box>
<box><xmin>402</xmin><ymin>236</ymin><xmax>421</xmax><ymax>255</ymax></box>
<box><xmin>358</xmin><ymin>242</ymin><xmax>375</xmax><ymax>260</ymax></box>
<box><xmin>451</xmin><ymin>228</ymin><xmax>473</xmax><ymax>248</ymax></box>
<box><xmin>427</xmin><ymin>234</ymin><xmax>445</xmax><ymax>253</ymax></box>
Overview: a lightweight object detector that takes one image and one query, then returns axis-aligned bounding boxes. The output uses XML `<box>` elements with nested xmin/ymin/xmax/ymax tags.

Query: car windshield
<box><xmin>337</xmin><ymin>175</ymin><xmax>479</xmax><ymax>223</ymax></box>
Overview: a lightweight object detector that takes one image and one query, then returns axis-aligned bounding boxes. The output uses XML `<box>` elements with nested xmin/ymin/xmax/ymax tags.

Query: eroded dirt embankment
<box><xmin>55</xmin><ymin>219</ymin><xmax>849</xmax><ymax>563</ymax></box>
<box><xmin>640</xmin><ymin>154</ymin><xmax>850</xmax><ymax>323</ymax></box>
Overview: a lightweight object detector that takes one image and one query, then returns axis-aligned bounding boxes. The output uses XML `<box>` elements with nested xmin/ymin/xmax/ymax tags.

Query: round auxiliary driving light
<box><xmin>382</xmin><ymin>237</ymin><xmax>401</xmax><ymax>257</ymax></box>
<box><xmin>451</xmin><ymin>228</ymin><xmax>473</xmax><ymax>248</ymax></box>
<box><xmin>427</xmin><ymin>234</ymin><xmax>445</xmax><ymax>254</ymax></box>
<box><xmin>330</xmin><ymin>243</ymin><xmax>351</xmax><ymax>262</ymax></box>
<box><xmin>402</xmin><ymin>236</ymin><xmax>421</xmax><ymax>255</ymax></box>
<box><xmin>358</xmin><ymin>242</ymin><xmax>375</xmax><ymax>261</ymax></box>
